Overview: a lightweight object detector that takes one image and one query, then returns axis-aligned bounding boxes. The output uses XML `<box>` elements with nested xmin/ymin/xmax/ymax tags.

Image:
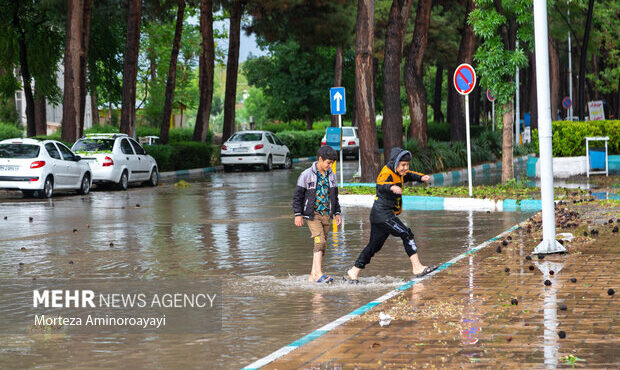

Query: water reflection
<box><xmin>535</xmin><ymin>260</ymin><xmax>565</xmax><ymax>369</ymax></box>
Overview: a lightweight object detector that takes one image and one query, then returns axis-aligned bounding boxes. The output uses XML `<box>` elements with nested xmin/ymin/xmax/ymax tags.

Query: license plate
<box><xmin>0</xmin><ymin>165</ymin><xmax>19</xmax><ymax>171</ymax></box>
<box><xmin>233</xmin><ymin>147</ymin><xmax>248</xmax><ymax>152</ymax></box>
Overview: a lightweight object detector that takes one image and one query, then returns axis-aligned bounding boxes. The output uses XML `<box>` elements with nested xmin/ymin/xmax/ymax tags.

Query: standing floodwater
<box><xmin>0</xmin><ymin>162</ymin><xmax>534</xmax><ymax>368</ymax></box>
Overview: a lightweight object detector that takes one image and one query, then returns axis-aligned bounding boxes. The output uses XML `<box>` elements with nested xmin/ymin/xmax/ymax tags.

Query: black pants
<box><xmin>354</xmin><ymin>217</ymin><xmax>418</xmax><ymax>269</ymax></box>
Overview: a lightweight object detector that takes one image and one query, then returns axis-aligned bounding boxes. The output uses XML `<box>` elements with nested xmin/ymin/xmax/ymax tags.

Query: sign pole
<box><xmin>339</xmin><ymin>114</ymin><xmax>343</xmax><ymax>188</ymax></box>
<box><xmin>515</xmin><ymin>40</ymin><xmax>520</xmax><ymax>146</ymax></box>
<box><xmin>492</xmin><ymin>100</ymin><xmax>495</xmax><ymax>131</ymax></box>
<box><xmin>567</xmin><ymin>0</ymin><xmax>573</xmax><ymax>121</ymax></box>
<box><xmin>533</xmin><ymin>0</ymin><xmax>565</xmax><ymax>254</ymax></box>
<box><xmin>465</xmin><ymin>95</ymin><xmax>473</xmax><ymax>197</ymax></box>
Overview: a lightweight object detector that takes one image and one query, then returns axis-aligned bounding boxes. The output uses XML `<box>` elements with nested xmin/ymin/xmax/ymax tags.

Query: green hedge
<box><xmin>276</xmin><ymin>130</ymin><xmax>325</xmax><ymax>158</ymax></box>
<box><xmin>0</xmin><ymin>122</ymin><xmax>24</xmax><ymax>141</ymax></box>
<box><xmin>145</xmin><ymin>142</ymin><xmax>216</xmax><ymax>172</ymax></box>
<box><xmin>85</xmin><ymin>125</ymin><xmax>211</xmax><ymax>144</ymax></box>
<box><xmin>531</xmin><ymin>120</ymin><xmax>619</xmax><ymax>156</ymax></box>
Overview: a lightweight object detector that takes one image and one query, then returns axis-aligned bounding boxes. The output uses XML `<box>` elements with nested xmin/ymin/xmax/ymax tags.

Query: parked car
<box><xmin>0</xmin><ymin>138</ymin><xmax>92</xmax><ymax>198</ymax></box>
<box><xmin>220</xmin><ymin>131</ymin><xmax>291</xmax><ymax>172</ymax></box>
<box><xmin>321</xmin><ymin>126</ymin><xmax>359</xmax><ymax>159</ymax></box>
<box><xmin>71</xmin><ymin>133</ymin><xmax>159</xmax><ymax>190</ymax></box>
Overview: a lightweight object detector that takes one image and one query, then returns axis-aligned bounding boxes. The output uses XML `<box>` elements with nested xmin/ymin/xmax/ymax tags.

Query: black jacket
<box><xmin>370</xmin><ymin>148</ymin><xmax>425</xmax><ymax>224</ymax></box>
<box><xmin>292</xmin><ymin>162</ymin><xmax>341</xmax><ymax>220</ymax></box>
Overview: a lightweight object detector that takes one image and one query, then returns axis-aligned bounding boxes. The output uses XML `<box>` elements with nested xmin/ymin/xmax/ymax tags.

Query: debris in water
<box><xmin>73</xmin><ymin>229</ymin><xmax>78</xmax><ymax>233</ymax></box>
<box><xmin>504</xmin><ymin>267</ymin><xmax>510</xmax><ymax>273</ymax></box>
<box><xmin>502</xmin><ymin>240</ymin><xmax>508</xmax><ymax>246</ymax></box>
<box><xmin>559</xmin><ymin>304</ymin><xmax>567</xmax><ymax>311</ymax></box>
<box><xmin>583</xmin><ymin>231</ymin><xmax>588</xmax><ymax>236</ymax></box>
<box><xmin>68</xmin><ymin>260</ymin><xmax>74</xmax><ymax>264</ymax></box>
<box><xmin>370</xmin><ymin>342</ymin><xmax>381</xmax><ymax>349</ymax></box>
<box><xmin>549</xmin><ymin>270</ymin><xmax>555</xmax><ymax>275</ymax></box>
<box><xmin>506</xmin><ymin>336</ymin><xmax>512</xmax><ymax>342</ymax></box>
<box><xmin>570</xmin><ymin>278</ymin><xmax>577</xmax><ymax>283</ymax></box>
<box><xmin>608</xmin><ymin>288</ymin><xmax>615</xmax><ymax>296</ymax></box>
<box><xmin>510</xmin><ymin>298</ymin><xmax>518</xmax><ymax>305</ymax></box>
<box><xmin>525</xmin><ymin>255</ymin><xmax>532</xmax><ymax>261</ymax></box>
<box><xmin>529</xmin><ymin>266</ymin><xmax>535</xmax><ymax>271</ymax></box>
<box><xmin>136</xmin><ymin>204</ymin><xmax>141</xmax><ymax>207</ymax></box>
<box><xmin>613</xmin><ymin>226</ymin><xmax>618</xmax><ymax>233</ymax></box>
<box><xmin>29</xmin><ymin>217</ymin><xmax>33</xmax><ymax>222</ymax></box>
<box><xmin>538</xmin><ymin>254</ymin><xmax>545</xmax><ymax>260</ymax></box>
<box><xmin>20</xmin><ymin>247</ymin><xmax>26</xmax><ymax>250</ymax></box>
<box><xmin>109</xmin><ymin>242</ymin><xmax>114</xmax><ymax>247</ymax></box>
<box><xmin>496</xmin><ymin>246</ymin><xmax>502</xmax><ymax>253</ymax></box>
<box><xmin>544</xmin><ymin>280</ymin><xmax>552</xmax><ymax>286</ymax></box>
<box><xmin>379</xmin><ymin>312</ymin><xmax>392</xmax><ymax>327</ymax></box>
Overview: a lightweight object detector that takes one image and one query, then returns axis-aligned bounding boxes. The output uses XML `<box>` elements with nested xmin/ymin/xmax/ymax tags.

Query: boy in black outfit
<box><xmin>346</xmin><ymin>147</ymin><xmax>437</xmax><ymax>283</ymax></box>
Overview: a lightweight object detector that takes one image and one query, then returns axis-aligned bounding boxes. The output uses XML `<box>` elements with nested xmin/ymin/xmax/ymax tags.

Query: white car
<box><xmin>71</xmin><ymin>133</ymin><xmax>159</xmax><ymax>190</ymax></box>
<box><xmin>321</xmin><ymin>126</ymin><xmax>359</xmax><ymax>159</ymax></box>
<box><xmin>0</xmin><ymin>138</ymin><xmax>92</xmax><ymax>198</ymax></box>
<box><xmin>220</xmin><ymin>131</ymin><xmax>291</xmax><ymax>171</ymax></box>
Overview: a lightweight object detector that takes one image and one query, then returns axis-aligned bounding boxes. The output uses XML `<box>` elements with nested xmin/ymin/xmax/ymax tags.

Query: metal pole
<box><xmin>465</xmin><ymin>95</ymin><xmax>473</xmax><ymax>197</ymax></box>
<box><xmin>516</xmin><ymin>40</ymin><xmax>521</xmax><ymax>146</ymax></box>
<box><xmin>339</xmin><ymin>114</ymin><xmax>343</xmax><ymax>187</ymax></box>
<box><xmin>533</xmin><ymin>0</ymin><xmax>565</xmax><ymax>254</ymax></box>
<box><xmin>567</xmin><ymin>1</ymin><xmax>573</xmax><ymax>120</ymax></box>
<box><xmin>492</xmin><ymin>101</ymin><xmax>495</xmax><ymax>131</ymax></box>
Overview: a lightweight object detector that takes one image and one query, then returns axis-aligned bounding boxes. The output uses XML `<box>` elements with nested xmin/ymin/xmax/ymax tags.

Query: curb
<box><xmin>338</xmin><ymin>194</ymin><xmax>542</xmax><ymax>212</ymax></box>
<box><xmin>157</xmin><ymin>156</ymin><xmax>317</xmax><ymax>182</ymax></box>
<box><xmin>241</xmin><ymin>220</ymin><xmax>528</xmax><ymax>370</ymax></box>
<box><xmin>343</xmin><ymin>154</ymin><xmax>536</xmax><ymax>188</ymax></box>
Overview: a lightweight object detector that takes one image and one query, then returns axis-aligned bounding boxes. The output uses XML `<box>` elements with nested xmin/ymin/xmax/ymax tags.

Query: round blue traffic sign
<box><xmin>454</xmin><ymin>63</ymin><xmax>476</xmax><ymax>95</ymax></box>
<box><xmin>562</xmin><ymin>97</ymin><xmax>572</xmax><ymax>109</ymax></box>
<box><xmin>486</xmin><ymin>89</ymin><xmax>495</xmax><ymax>102</ymax></box>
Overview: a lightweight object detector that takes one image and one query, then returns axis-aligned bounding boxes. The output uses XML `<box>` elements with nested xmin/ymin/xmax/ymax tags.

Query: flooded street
<box><xmin>0</xmin><ymin>161</ymin><xmax>535</xmax><ymax>369</ymax></box>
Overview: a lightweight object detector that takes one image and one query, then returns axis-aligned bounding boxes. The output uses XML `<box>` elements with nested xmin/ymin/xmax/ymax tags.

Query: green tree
<box><xmin>469</xmin><ymin>0</ymin><xmax>532</xmax><ymax>183</ymax></box>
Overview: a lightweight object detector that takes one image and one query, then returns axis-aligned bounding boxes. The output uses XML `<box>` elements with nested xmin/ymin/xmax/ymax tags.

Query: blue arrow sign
<box><xmin>330</xmin><ymin>87</ymin><xmax>346</xmax><ymax>115</ymax></box>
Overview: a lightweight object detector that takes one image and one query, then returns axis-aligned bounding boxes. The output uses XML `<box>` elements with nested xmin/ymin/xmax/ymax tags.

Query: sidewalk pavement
<box><xmin>266</xmin><ymin>201</ymin><xmax>619</xmax><ymax>369</ymax></box>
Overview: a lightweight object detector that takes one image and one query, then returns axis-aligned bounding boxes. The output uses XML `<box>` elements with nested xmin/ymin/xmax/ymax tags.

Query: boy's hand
<box><xmin>334</xmin><ymin>214</ymin><xmax>342</xmax><ymax>226</ymax></box>
<box><xmin>390</xmin><ymin>185</ymin><xmax>402</xmax><ymax>195</ymax></box>
<box><xmin>294</xmin><ymin>216</ymin><xmax>304</xmax><ymax>227</ymax></box>
<box><xmin>421</xmin><ymin>175</ymin><xmax>431</xmax><ymax>182</ymax></box>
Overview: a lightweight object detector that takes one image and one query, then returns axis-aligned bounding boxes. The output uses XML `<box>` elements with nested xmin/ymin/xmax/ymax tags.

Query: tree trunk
<box><xmin>222</xmin><ymin>0</ymin><xmax>243</xmax><ymax>143</ymax></box>
<box><xmin>472</xmin><ymin>83</ymin><xmax>480</xmax><ymax>126</ymax></box>
<box><xmin>577</xmin><ymin>0</ymin><xmax>594</xmax><ymax>120</ymax></box>
<box><xmin>448</xmin><ymin>0</ymin><xmax>475</xmax><ymax>142</ymax></box>
<box><xmin>331</xmin><ymin>45</ymin><xmax>344</xmax><ymax>127</ymax></box>
<box><xmin>120</xmin><ymin>0</ymin><xmax>142</xmax><ymax>137</ymax></box>
<box><xmin>404</xmin><ymin>0</ymin><xmax>432</xmax><ymax>146</ymax></box>
<box><xmin>193</xmin><ymin>0</ymin><xmax>215</xmax><ymax>142</ymax></box>
<box><xmin>34</xmin><ymin>84</ymin><xmax>47</xmax><ymax>136</ymax></box>
<box><xmin>62</xmin><ymin>0</ymin><xmax>84</xmax><ymax>143</ymax></box>
<box><xmin>433</xmin><ymin>64</ymin><xmax>444</xmax><ymax>123</ymax></box>
<box><xmin>305</xmin><ymin>111</ymin><xmax>313</xmax><ymax>130</ymax></box>
<box><xmin>549</xmin><ymin>37</ymin><xmax>560</xmax><ymax>121</ymax></box>
<box><xmin>355</xmin><ymin>0</ymin><xmax>380</xmax><ymax>181</ymax></box>
<box><xmin>91</xmin><ymin>89</ymin><xmax>100</xmax><ymax>126</ymax></box>
<box><xmin>160</xmin><ymin>0</ymin><xmax>186</xmax><ymax>144</ymax></box>
<box><xmin>78</xmin><ymin>0</ymin><xmax>92</xmax><ymax>137</ymax></box>
<box><xmin>382</xmin><ymin>0</ymin><xmax>414</xmax><ymax>157</ymax></box>
<box><xmin>501</xmin><ymin>102</ymin><xmax>514</xmax><ymax>183</ymax></box>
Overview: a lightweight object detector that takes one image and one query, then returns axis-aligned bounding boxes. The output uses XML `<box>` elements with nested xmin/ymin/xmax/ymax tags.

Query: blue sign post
<box><xmin>453</xmin><ymin>64</ymin><xmax>476</xmax><ymax>197</ymax></box>
<box><xmin>330</xmin><ymin>87</ymin><xmax>346</xmax><ymax>115</ymax></box>
<box><xmin>329</xmin><ymin>87</ymin><xmax>346</xmax><ymax>186</ymax></box>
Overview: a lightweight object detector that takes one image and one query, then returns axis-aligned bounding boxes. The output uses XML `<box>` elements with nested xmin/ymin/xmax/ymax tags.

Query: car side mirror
<box><xmin>74</xmin><ymin>155</ymin><xmax>81</xmax><ymax>161</ymax></box>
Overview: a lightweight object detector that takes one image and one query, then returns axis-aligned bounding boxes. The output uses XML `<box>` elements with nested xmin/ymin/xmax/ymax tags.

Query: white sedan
<box><xmin>72</xmin><ymin>133</ymin><xmax>159</xmax><ymax>190</ymax></box>
<box><xmin>0</xmin><ymin>138</ymin><xmax>92</xmax><ymax>198</ymax></box>
<box><xmin>220</xmin><ymin>131</ymin><xmax>291</xmax><ymax>171</ymax></box>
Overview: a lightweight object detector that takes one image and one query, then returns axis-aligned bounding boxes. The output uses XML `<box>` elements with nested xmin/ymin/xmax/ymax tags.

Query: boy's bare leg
<box><xmin>309</xmin><ymin>251</ymin><xmax>324</xmax><ymax>282</ymax></box>
<box><xmin>347</xmin><ymin>266</ymin><xmax>361</xmax><ymax>280</ymax></box>
<box><xmin>410</xmin><ymin>254</ymin><xmax>428</xmax><ymax>275</ymax></box>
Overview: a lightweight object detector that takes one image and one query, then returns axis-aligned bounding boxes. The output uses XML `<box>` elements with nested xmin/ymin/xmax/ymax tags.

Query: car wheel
<box><xmin>147</xmin><ymin>168</ymin><xmax>158</xmax><ymax>187</ymax></box>
<box><xmin>116</xmin><ymin>170</ymin><xmax>129</xmax><ymax>191</ymax></box>
<box><xmin>284</xmin><ymin>154</ymin><xmax>292</xmax><ymax>169</ymax></box>
<box><xmin>39</xmin><ymin>176</ymin><xmax>53</xmax><ymax>199</ymax></box>
<box><xmin>263</xmin><ymin>155</ymin><xmax>272</xmax><ymax>171</ymax></box>
<box><xmin>78</xmin><ymin>174</ymin><xmax>91</xmax><ymax>195</ymax></box>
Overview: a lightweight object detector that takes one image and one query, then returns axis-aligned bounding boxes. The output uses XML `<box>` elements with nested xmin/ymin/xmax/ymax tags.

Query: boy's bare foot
<box><xmin>347</xmin><ymin>267</ymin><xmax>360</xmax><ymax>280</ymax></box>
<box><xmin>309</xmin><ymin>273</ymin><xmax>323</xmax><ymax>282</ymax></box>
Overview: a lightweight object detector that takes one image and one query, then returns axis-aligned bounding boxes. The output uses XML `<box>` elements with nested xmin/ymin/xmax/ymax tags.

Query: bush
<box><xmin>0</xmin><ymin>122</ymin><xmax>24</xmax><ymax>140</ymax></box>
<box><xmin>145</xmin><ymin>142</ymin><xmax>216</xmax><ymax>172</ymax></box>
<box><xmin>531</xmin><ymin>120</ymin><xmax>619</xmax><ymax>156</ymax></box>
<box><xmin>276</xmin><ymin>130</ymin><xmax>325</xmax><ymax>158</ymax></box>
<box><xmin>84</xmin><ymin>125</ymin><xmax>212</xmax><ymax>144</ymax></box>
<box><xmin>262</xmin><ymin>120</ymin><xmax>333</xmax><ymax>133</ymax></box>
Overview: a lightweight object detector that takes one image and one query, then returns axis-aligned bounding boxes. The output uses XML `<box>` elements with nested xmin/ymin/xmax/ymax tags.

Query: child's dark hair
<box><xmin>317</xmin><ymin>146</ymin><xmax>338</xmax><ymax>161</ymax></box>
<box><xmin>400</xmin><ymin>153</ymin><xmax>411</xmax><ymax>162</ymax></box>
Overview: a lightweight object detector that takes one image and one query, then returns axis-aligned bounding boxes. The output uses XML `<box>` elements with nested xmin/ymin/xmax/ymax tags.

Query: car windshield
<box><xmin>0</xmin><ymin>144</ymin><xmax>40</xmax><ymax>158</ymax></box>
<box><xmin>229</xmin><ymin>133</ymin><xmax>263</xmax><ymax>142</ymax></box>
<box><xmin>343</xmin><ymin>128</ymin><xmax>355</xmax><ymax>137</ymax></box>
<box><xmin>72</xmin><ymin>139</ymin><xmax>115</xmax><ymax>152</ymax></box>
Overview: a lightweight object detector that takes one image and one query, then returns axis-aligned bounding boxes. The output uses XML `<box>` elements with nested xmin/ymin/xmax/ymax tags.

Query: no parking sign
<box><xmin>454</xmin><ymin>64</ymin><xmax>476</xmax><ymax>95</ymax></box>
